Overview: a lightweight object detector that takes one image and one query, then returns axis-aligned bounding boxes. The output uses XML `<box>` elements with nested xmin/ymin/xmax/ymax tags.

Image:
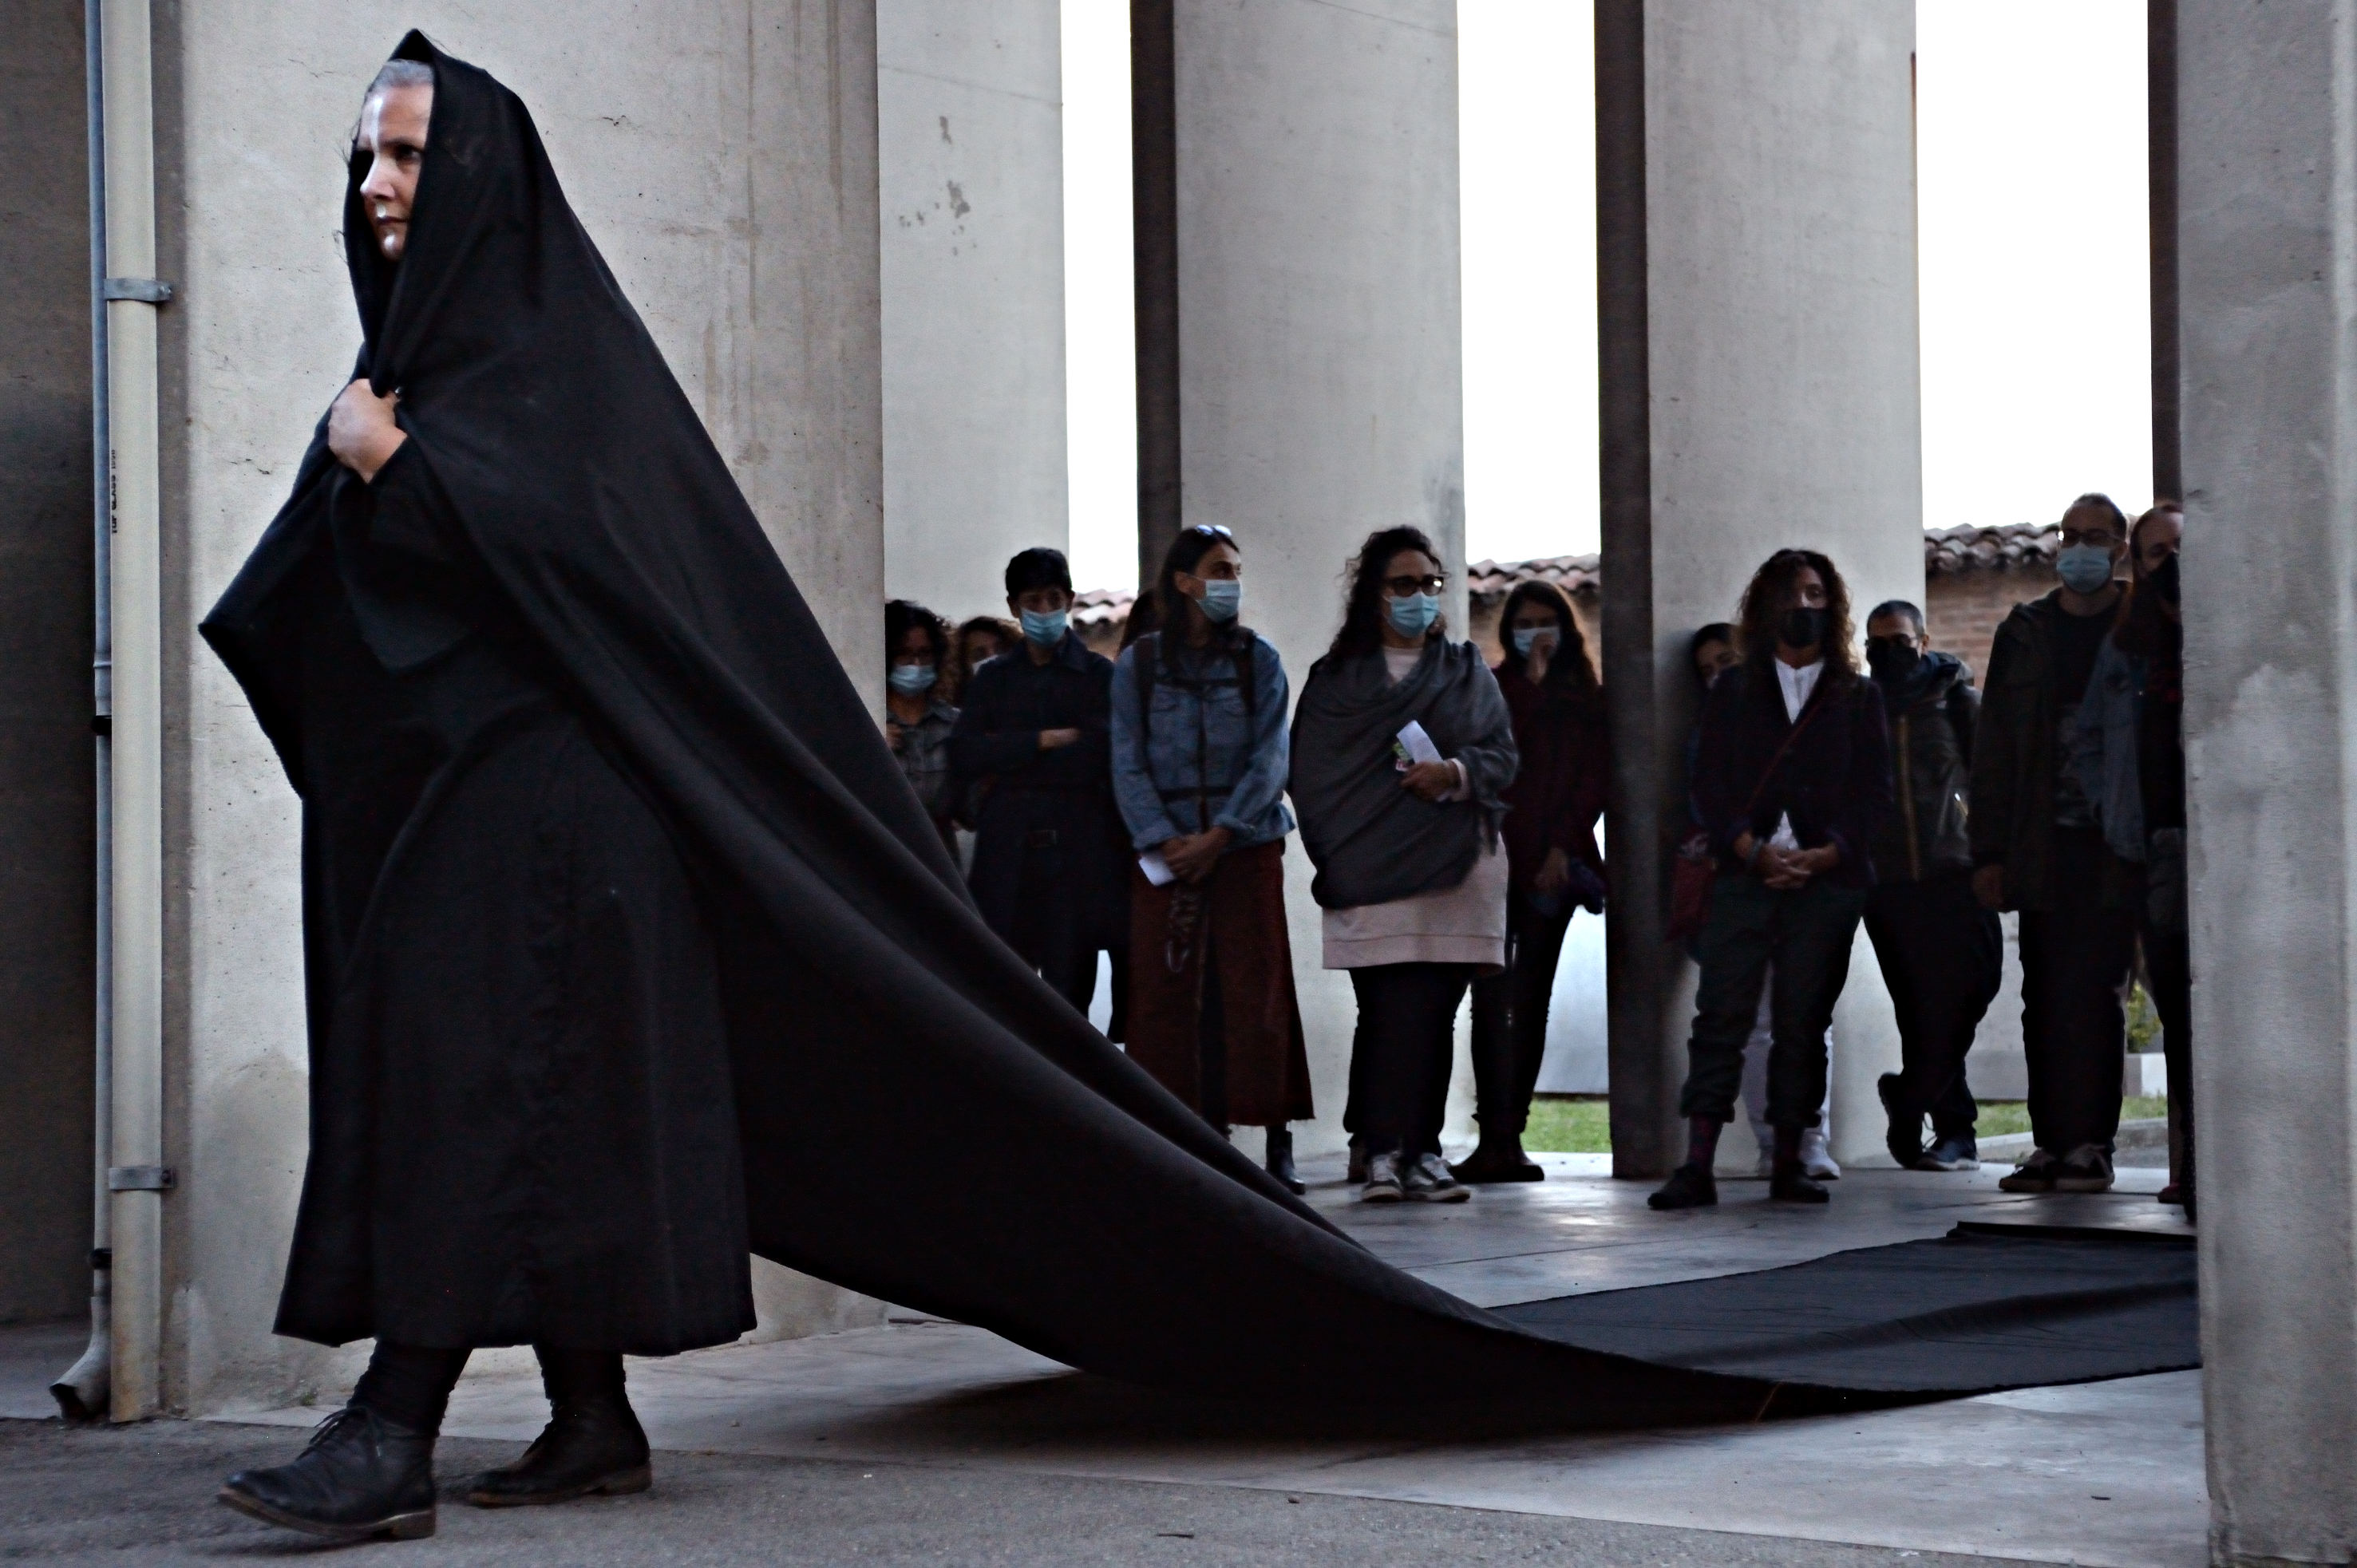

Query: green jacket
<box><xmin>1967</xmin><ymin>589</ymin><xmax>2121</xmax><ymax>911</ymax></box>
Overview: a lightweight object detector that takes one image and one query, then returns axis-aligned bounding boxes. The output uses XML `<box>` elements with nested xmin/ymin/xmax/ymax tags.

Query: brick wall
<box><xmin>1925</xmin><ymin>565</ymin><xmax>2058</xmax><ymax>685</ymax></box>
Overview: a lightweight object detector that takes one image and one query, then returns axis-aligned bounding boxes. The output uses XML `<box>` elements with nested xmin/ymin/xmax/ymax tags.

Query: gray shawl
<box><xmin>1288</xmin><ymin>640</ymin><xmax>1518</xmax><ymax>910</ymax></box>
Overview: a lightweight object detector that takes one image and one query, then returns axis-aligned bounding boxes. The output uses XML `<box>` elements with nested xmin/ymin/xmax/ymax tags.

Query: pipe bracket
<box><xmin>107</xmin><ymin>1166</ymin><xmax>175</xmax><ymax>1192</ymax></box>
<box><xmin>102</xmin><ymin>276</ymin><xmax>172</xmax><ymax>304</ymax></box>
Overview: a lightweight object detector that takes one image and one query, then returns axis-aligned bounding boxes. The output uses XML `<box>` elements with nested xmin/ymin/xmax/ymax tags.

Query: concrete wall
<box><xmin>1601</xmin><ymin>0</ymin><xmax>1924</xmax><ymax>1175</ymax></box>
<box><xmin>140</xmin><ymin>2</ymin><xmax>886</xmax><ymax>1416</ymax></box>
<box><xmin>0</xmin><ymin>1</ymin><xmax>97</xmax><ymax>1325</ymax></box>
<box><xmin>876</xmin><ymin>0</ymin><xmax>1066</xmax><ymax>629</ymax></box>
<box><xmin>1170</xmin><ymin>0</ymin><xmax>1464</xmax><ymax>1155</ymax></box>
<box><xmin>2177</xmin><ymin>5</ymin><xmax>2357</xmax><ymax>1561</ymax></box>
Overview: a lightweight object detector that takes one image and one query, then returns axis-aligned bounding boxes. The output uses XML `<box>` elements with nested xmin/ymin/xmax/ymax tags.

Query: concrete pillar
<box><xmin>1135</xmin><ymin>0</ymin><xmax>1464</xmax><ymax>1152</ymax></box>
<box><xmin>1597</xmin><ymin>1</ymin><xmax>1924</xmax><ymax>1177</ymax></box>
<box><xmin>140</xmin><ymin>3</ymin><xmax>887</xmax><ymax>1414</ymax></box>
<box><xmin>2178</xmin><ymin>6</ymin><xmax>2357</xmax><ymax>1560</ymax></box>
<box><xmin>876</xmin><ymin>0</ymin><xmax>1066</xmax><ymax>626</ymax></box>
<box><xmin>0</xmin><ymin>0</ymin><xmax>97</xmax><ymax>1326</ymax></box>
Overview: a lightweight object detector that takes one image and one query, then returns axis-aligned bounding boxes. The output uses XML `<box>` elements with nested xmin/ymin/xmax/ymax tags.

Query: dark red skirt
<box><xmin>1124</xmin><ymin>839</ymin><xmax>1314</xmax><ymax>1127</ymax></box>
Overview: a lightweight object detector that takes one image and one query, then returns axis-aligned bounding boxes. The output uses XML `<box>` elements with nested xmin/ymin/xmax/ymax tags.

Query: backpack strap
<box><xmin>1132</xmin><ymin>631</ymin><xmax>1161</xmax><ymax>752</ymax></box>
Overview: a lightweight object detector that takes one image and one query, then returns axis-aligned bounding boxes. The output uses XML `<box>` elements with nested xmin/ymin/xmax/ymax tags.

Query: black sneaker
<box><xmin>1916</xmin><ymin>1133</ymin><xmax>1980</xmax><ymax>1171</ymax></box>
<box><xmin>1877</xmin><ymin>1073</ymin><xmax>1924</xmax><ymax>1168</ymax></box>
<box><xmin>219</xmin><ymin>1405</ymin><xmax>437</xmax><ymax>1542</ymax></box>
<box><xmin>1997</xmin><ymin>1148</ymin><xmax>2062</xmax><ymax>1192</ymax></box>
<box><xmin>1647</xmin><ymin>1163</ymin><xmax>1717</xmax><ymax>1211</ymax></box>
<box><xmin>2051</xmin><ymin>1143</ymin><xmax>2115</xmax><ymax>1193</ymax></box>
<box><xmin>1769</xmin><ymin>1167</ymin><xmax>1831</xmax><ymax>1203</ymax></box>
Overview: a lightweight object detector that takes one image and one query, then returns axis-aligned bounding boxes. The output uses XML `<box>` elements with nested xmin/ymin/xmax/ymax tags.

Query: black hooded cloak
<box><xmin>202</xmin><ymin>34</ymin><xmax>1785</xmax><ymax>1416</ymax></box>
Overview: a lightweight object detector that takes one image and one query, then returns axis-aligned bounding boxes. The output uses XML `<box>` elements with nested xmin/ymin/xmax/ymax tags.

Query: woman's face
<box><xmin>1381</xmin><ymin>550</ymin><xmax>1444</xmax><ymax>602</ymax></box>
<box><xmin>2135</xmin><ymin>509</ymin><xmax>2183</xmax><ymax>576</ymax></box>
<box><xmin>1784</xmin><ymin>565</ymin><xmax>1828</xmax><ymax>613</ymax></box>
<box><xmin>1694</xmin><ymin>638</ymin><xmax>1742</xmax><ymax>688</ymax></box>
<box><xmin>893</xmin><ymin>626</ymin><xmax>934</xmax><ymax>669</ymax></box>
<box><xmin>1509</xmin><ymin>601</ymin><xmax>1561</xmax><ymax>638</ymax></box>
<box><xmin>962</xmin><ymin>631</ymin><xmax>1003</xmax><ymax>672</ymax></box>
<box><xmin>1176</xmin><ymin>541</ymin><xmax>1241</xmax><ymax>602</ymax></box>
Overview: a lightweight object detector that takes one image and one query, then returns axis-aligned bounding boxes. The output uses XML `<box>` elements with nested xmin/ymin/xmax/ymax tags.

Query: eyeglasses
<box><xmin>1384</xmin><ymin>574</ymin><xmax>1446</xmax><ymax>596</ymax></box>
<box><xmin>1189</xmin><ymin>524</ymin><xmax>1236</xmax><ymax>541</ymax></box>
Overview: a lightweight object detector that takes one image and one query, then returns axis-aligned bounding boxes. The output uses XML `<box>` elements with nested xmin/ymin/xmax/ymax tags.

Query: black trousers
<box><xmin>1009</xmin><ymin>853</ymin><xmax>1124</xmax><ymax>1017</ymax></box>
<box><xmin>1679</xmin><ymin>875</ymin><xmax>1867</xmax><ymax>1129</ymax></box>
<box><xmin>1865</xmin><ymin>873</ymin><xmax>2002</xmax><ymax>1139</ymax></box>
<box><xmin>2140</xmin><ymin>897</ymin><xmax>2193</xmax><ymax>1193</ymax></box>
<box><xmin>2016</xmin><ymin>829</ymin><xmax>2137</xmax><ymax>1155</ymax></box>
<box><xmin>1468</xmin><ymin>888</ymin><xmax>1574</xmax><ymax>1137</ymax></box>
<box><xmin>1343</xmin><ymin>962</ymin><xmax>1474</xmax><ymax>1158</ymax></box>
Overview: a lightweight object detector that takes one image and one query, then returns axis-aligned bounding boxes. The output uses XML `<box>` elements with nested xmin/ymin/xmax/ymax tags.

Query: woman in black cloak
<box><xmin>204</xmin><ymin>33</ymin><xmax>1778</xmax><ymax>1546</ymax></box>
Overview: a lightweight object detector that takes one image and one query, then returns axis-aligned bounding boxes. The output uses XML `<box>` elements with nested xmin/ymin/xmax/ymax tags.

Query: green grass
<box><xmin>1521</xmin><ymin>1093</ymin><xmax>2170</xmax><ymax>1153</ymax></box>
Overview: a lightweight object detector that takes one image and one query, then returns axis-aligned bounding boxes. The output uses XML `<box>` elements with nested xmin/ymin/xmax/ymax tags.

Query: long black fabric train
<box><xmin>203</xmin><ymin>33</ymin><xmax>1770</xmax><ymax>1416</ymax></box>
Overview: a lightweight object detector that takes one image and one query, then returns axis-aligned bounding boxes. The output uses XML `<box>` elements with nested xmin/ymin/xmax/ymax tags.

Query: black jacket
<box><xmin>1969</xmin><ymin>590</ymin><xmax>2118</xmax><ymax>910</ymax></box>
<box><xmin>1869</xmin><ymin>652</ymin><xmax>1978</xmax><ymax>884</ymax></box>
<box><xmin>1694</xmin><ymin>661</ymin><xmax>1891</xmax><ymax>889</ymax></box>
<box><xmin>950</xmin><ymin>633</ymin><xmax>1127</xmax><ymax>945</ymax></box>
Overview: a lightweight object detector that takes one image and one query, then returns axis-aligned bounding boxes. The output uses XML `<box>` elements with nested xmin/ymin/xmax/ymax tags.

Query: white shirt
<box><xmin>1766</xmin><ymin>658</ymin><xmax>1824</xmax><ymax>851</ymax></box>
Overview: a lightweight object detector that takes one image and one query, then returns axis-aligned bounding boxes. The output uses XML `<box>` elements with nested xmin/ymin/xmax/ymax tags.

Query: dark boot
<box><xmin>1449</xmin><ymin>1133</ymin><xmax>1544</xmax><ymax>1183</ymax></box>
<box><xmin>1264</xmin><ymin>1126</ymin><xmax>1305</xmax><ymax>1195</ymax></box>
<box><xmin>1770</xmin><ymin>1124</ymin><xmax>1830</xmax><ymax>1203</ymax></box>
<box><xmin>466</xmin><ymin>1352</ymin><xmax>651</xmax><ymax>1508</ymax></box>
<box><xmin>219</xmin><ymin>1405</ymin><xmax>437</xmax><ymax>1542</ymax></box>
<box><xmin>1877</xmin><ymin>1072</ymin><xmax>1924</xmax><ymax>1169</ymax></box>
<box><xmin>1647</xmin><ymin>1164</ymin><xmax>1718</xmax><ymax>1211</ymax></box>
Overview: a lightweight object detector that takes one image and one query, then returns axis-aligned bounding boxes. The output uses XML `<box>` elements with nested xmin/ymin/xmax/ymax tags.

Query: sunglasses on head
<box><xmin>1188</xmin><ymin>524</ymin><xmax>1235</xmax><ymax>542</ymax></box>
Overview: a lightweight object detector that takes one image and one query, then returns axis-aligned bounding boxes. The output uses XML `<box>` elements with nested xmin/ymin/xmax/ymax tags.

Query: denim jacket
<box><xmin>1111</xmin><ymin>630</ymin><xmax>1295</xmax><ymax>851</ymax></box>
<box><xmin>2069</xmin><ymin>635</ymin><xmax>2148</xmax><ymax>865</ymax></box>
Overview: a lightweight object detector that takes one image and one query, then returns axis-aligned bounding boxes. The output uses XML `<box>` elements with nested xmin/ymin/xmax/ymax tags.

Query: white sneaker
<box><xmin>1359</xmin><ymin>1150</ymin><xmax>1405</xmax><ymax>1203</ymax></box>
<box><xmin>1800</xmin><ymin>1129</ymin><xmax>1841</xmax><ymax>1181</ymax></box>
<box><xmin>1402</xmin><ymin>1151</ymin><xmax>1470</xmax><ymax>1204</ymax></box>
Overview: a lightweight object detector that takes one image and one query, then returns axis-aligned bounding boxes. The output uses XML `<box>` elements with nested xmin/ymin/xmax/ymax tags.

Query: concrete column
<box><xmin>0</xmin><ymin>1</ymin><xmax>97</xmax><ymax>1326</ymax></box>
<box><xmin>1598</xmin><ymin>1</ymin><xmax>1924</xmax><ymax>1177</ymax></box>
<box><xmin>1140</xmin><ymin>0</ymin><xmax>1463</xmax><ymax>1153</ymax></box>
<box><xmin>145</xmin><ymin>2</ymin><xmax>887</xmax><ymax>1414</ymax></box>
<box><xmin>2178</xmin><ymin>6</ymin><xmax>2357</xmax><ymax>1561</ymax></box>
<box><xmin>876</xmin><ymin>0</ymin><xmax>1066</xmax><ymax>626</ymax></box>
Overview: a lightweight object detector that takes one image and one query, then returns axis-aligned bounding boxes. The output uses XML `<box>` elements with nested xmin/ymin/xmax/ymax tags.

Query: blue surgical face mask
<box><xmin>1386</xmin><ymin>592</ymin><xmax>1440</xmax><ymax>639</ymax></box>
<box><xmin>888</xmin><ymin>662</ymin><xmax>935</xmax><ymax>695</ymax></box>
<box><xmin>1020</xmin><ymin>607</ymin><xmax>1069</xmax><ymax>646</ymax></box>
<box><xmin>1511</xmin><ymin>626</ymin><xmax>1558</xmax><ymax>658</ymax></box>
<box><xmin>2055</xmin><ymin>543</ymin><xmax>2118</xmax><ymax>596</ymax></box>
<box><xmin>1197</xmin><ymin>579</ymin><xmax>1242</xmax><ymax>623</ymax></box>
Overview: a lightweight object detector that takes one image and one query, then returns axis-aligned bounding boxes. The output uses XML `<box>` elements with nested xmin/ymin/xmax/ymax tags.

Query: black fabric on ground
<box><xmin>1494</xmin><ymin>1226</ymin><xmax>2197</xmax><ymax>1396</ymax></box>
<box><xmin>203</xmin><ymin>35</ymin><xmax>2117</xmax><ymax>1425</ymax></box>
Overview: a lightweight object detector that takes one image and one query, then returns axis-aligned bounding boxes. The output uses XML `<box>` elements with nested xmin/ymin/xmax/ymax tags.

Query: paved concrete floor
<box><xmin>0</xmin><ymin>1419</ymin><xmax>2046</xmax><ymax>1566</ymax></box>
<box><xmin>3</xmin><ymin>1155</ymin><xmax>2203</xmax><ymax>1566</ymax></box>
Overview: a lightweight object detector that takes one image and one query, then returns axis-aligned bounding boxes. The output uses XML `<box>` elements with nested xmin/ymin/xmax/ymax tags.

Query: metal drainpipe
<box><xmin>50</xmin><ymin>0</ymin><xmax>113</xmax><ymax>1425</ymax></box>
<box><xmin>97</xmin><ymin>0</ymin><xmax>169</xmax><ymax>1423</ymax></box>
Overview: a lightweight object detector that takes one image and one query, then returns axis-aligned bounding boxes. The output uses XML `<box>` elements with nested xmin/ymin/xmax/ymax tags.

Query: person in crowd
<box><xmin>951</xmin><ymin>614</ymin><xmax>1020</xmax><ymax>703</ymax></box>
<box><xmin>1973</xmin><ymin>494</ymin><xmax>2138</xmax><ymax>1195</ymax></box>
<box><xmin>951</xmin><ymin>548</ymin><xmax>1127</xmax><ymax>1014</ymax></box>
<box><xmin>1291</xmin><ymin>527</ymin><xmax>1518</xmax><ymax>1205</ymax></box>
<box><xmin>1112</xmin><ymin>525</ymin><xmax>1313</xmax><ymax>1192</ymax></box>
<box><xmin>2072</xmin><ymin>501</ymin><xmax>2193</xmax><ymax>1217</ymax></box>
<box><xmin>884</xmin><ymin>599</ymin><xmax>961</xmax><ymax>852</ymax></box>
<box><xmin>1685</xmin><ymin>624</ymin><xmax>1843</xmax><ymax>1182</ymax></box>
<box><xmin>1861</xmin><ymin>600</ymin><xmax>2002</xmax><ymax>1172</ymax></box>
<box><xmin>1651</xmin><ymin>549</ymin><xmax>1890</xmax><ymax>1211</ymax></box>
<box><xmin>1453</xmin><ymin>581</ymin><xmax>1608</xmax><ymax>1183</ymax></box>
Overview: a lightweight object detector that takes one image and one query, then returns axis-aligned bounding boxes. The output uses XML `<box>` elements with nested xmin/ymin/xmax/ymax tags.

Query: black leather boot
<box><xmin>1264</xmin><ymin>1126</ymin><xmax>1305</xmax><ymax>1195</ymax></box>
<box><xmin>1770</xmin><ymin>1125</ymin><xmax>1830</xmax><ymax>1203</ymax></box>
<box><xmin>1450</xmin><ymin>1134</ymin><xmax>1544</xmax><ymax>1183</ymax></box>
<box><xmin>1877</xmin><ymin>1072</ymin><xmax>1924</xmax><ymax>1169</ymax></box>
<box><xmin>219</xmin><ymin>1405</ymin><xmax>438</xmax><ymax>1541</ymax></box>
<box><xmin>465</xmin><ymin>1388</ymin><xmax>651</xmax><ymax>1507</ymax></box>
<box><xmin>1647</xmin><ymin>1163</ymin><xmax>1718</xmax><ymax>1210</ymax></box>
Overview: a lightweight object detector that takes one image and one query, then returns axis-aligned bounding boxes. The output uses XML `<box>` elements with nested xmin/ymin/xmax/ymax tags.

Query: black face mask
<box><xmin>1779</xmin><ymin>606</ymin><xmax>1827</xmax><ymax>651</ymax></box>
<box><xmin>2149</xmin><ymin>551</ymin><xmax>2181</xmax><ymax>606</ymax></box>
<box><xmin>1866</xmin><ymin>637</ymin><xmax>1920</xmax><ymax>685</ymax></box>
